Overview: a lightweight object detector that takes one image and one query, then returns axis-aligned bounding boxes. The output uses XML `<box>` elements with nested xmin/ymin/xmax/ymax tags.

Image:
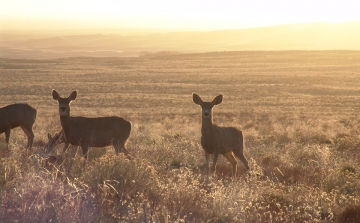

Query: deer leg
<box><xmin>20</xmin><ymin>125</ymin><xmax>34</xmax><ymax>149</ymax></box>
<box><xmin>62</xmin><ymin>142</ymin><xmax>70</xmax><ymax>154</ymax></box>
<box><xmin>122</xmin><ymin>146</ymin><xmax>132</xmax><ymax>159</ymax></box>
<box><xmin>69</xmin><ymin>145</ymin><xmax>77</xmax><ymax>158</ymax></box>
<box><xmin>212</xmin><ymin>152</ymin><xmax>219</xmax><ymax>176</ymax></box>
<box><xmin>120</xmin><ymin>142</ymin><xmax>130</xmax><ymax>156</ymax></box>
<box><xmin>28</xmin><ymin>131</ymin><xmax>34</xmax><ymax>149</ymax></box>
<box><xmin>121</xmin><ymin>145</ymin><xmax>129</xmax><ymax>155</ymax></box>
<box><xmin>116</xmin><ymin>141</ymin><xmax>132</xmax><ymax>159</ymax></box>
<box><xmin>236</xmin><ymin>153</ymin><xmax>250</xmax><ymax>171</ymax></box>
<box><xmin>113</xmin><ymin>141</ymin><xmax>127</xmax><ymax>155</ymax></box>
<box><xmin>113</xmin><ymin>141</ymin><xmax>119</xmax><ymax>154</ymax></box>
<box><xmin>223</xmin><ymin>152</ymin><xmax>238</xmax><ymax>178</ymax></box>
<box><xmin>205</xmin><ymin>152</ymin><xmax>211</xmax><ymax>177</ymax></box>
<box><xmin>81</xmin><ymin>145</ymin><xmax>89</xmax><ymax>160</ymax></box>
<box><xmin>5</xmin><ymin>128</ymin><xmax>10</xmax><ymax>149</ymax></box>
<box><xmin>66</xmin><ymin>146</ymin><xmax>77</xmax><ymax>176</ymax></box>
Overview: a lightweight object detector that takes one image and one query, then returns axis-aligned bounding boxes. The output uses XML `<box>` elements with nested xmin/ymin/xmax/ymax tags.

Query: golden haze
<box><xmin>1</xmin><ymin>22</ymin><xmax>360</xmax><ymax>59</ymax></box>
<box><xmin>1</xmin><ymin>51</ymin><xmax>360</xmax><ymax>221</ymax></box>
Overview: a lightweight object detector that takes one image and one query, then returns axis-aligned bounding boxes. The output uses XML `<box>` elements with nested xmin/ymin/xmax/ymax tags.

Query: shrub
<box><xmin>81</xmin><ymin>154</ymin><xmax>161</xmax><ymax>221</ymax></box>
<box><xmin>0</xmin><ymin>171</ymin><xmax>97</xmax><ymax>223</ymax></box>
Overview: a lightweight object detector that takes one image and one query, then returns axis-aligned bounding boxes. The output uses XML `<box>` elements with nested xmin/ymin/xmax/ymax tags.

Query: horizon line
<box><xmin>1</xmin><ymin>20</ymin><xmax>360</xmax><ymax>34</ymax></box>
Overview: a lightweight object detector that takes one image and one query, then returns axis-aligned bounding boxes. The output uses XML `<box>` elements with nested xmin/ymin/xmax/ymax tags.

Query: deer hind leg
<box><xmin>62</xmin><ymin>141</ymin><xmax>70</xmax><ymax>154</ymax></box>
<box><xmin>113</xmin><ymin>142</ymin><xmax>120</xmax><ymax>155</ymax></box>
<box><xmin>81</xmin><ymin>145</ymin><xmax>89</xmax><ymax>160</ymax></box>
<box><xmin>5</xmin><ymin>128</ymin><xmax>10</xmax><ymax>149</ymax></box>
<box><xmin>223</xmin><ymin>152</ymin><xmax>238</xmax><ymax>178</ymax></box>
<box><xmin>234</xmin><ymin>152</ymin><xmax>250</xmax><ymax>171</ymax></box>
<box><xmin>20</xmin><ymin>125</ymin><xmax>34</xmax><ymax>149</ymax></box>
<box><xmin>113</xmin><ymin>140</ymin><xmax>123</xmax><ymax>155</ymax></box>
<box><xmin>114</xmin><ymin>139</ymin><xmax>129</xmax><ymax>154</ymax></box>
<box><xmin>114</xmin><ymin>140</ymin><xmax>131</xmax><ymax>160</ymax></box>
<box><xmin>121</xmin><ymin>145</ymin><xmax>130</xmax><ymax>157</ymax></box>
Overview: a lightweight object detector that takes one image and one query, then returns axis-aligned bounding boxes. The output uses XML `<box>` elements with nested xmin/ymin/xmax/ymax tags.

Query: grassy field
<box><xmin>1</xmin><ymin>51</ymin><xmax>360</xmax><ymax>222</ymax></box>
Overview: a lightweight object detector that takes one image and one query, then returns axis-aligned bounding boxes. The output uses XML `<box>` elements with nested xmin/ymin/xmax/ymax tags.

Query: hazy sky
<box><xmin>1</xmin><ymin>0</ymin><xmax>360</xmax><ymax>30</ymax></box>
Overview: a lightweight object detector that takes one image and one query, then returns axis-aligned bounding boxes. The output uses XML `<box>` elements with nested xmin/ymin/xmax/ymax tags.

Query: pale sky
<box><xmin>1</xmin><ymin>0</ymin><xmax>360</xmax><ymax>30</ymax></box>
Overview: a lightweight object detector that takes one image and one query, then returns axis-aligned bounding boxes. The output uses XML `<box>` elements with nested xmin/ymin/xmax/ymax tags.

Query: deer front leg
<box><xmin>212</xmin><ymin>152</ymin><xmax>219</xmax><ymax>176</ymax></box>
<box><xmin>205</xmin><ymin>152</ymin><xmax>211</xmax><ymax>177</ymax></box>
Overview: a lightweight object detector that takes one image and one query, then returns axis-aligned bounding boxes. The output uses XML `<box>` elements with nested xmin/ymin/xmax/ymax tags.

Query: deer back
<box><xmin>201</xmin><ymin>124</ymin><xmax>243</xmax><ymax>154</ymax></box>
<box><xmin>0</xmin><ymin>104</ymin><xmax>36</xmax><ymax>131</ymax></box>
<box><xmin>63</xmin><ymin>116</ymin><xmax>131</xmax><ymax>147</ymax></box>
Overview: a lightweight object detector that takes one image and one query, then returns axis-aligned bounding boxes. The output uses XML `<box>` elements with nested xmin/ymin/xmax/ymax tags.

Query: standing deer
<box><xmin>46</xmin><ymin>129</ymin><xmax>70</xmax><ymax>154</ymax></box>
<box><xmin>193</xmin><ymin>93</ymin><xmax>250</xmax><ymax>179</ymax></box>
<box><xmin>0</xmin><ymin>104</ymin><xmax>37</xmax><ymax>149</ymax></box>
<box><xmin>52</xmin><ymin>90</ymin><xmax>131</xmax><ymax>159</ymax></box>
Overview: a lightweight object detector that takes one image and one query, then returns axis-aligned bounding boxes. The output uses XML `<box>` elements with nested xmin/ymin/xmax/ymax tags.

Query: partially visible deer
<box><xmin>0</xmin><ymin>104</ymin><xmax>37</xmax><ymax>149</ymax></box>
<box><xmin>46</xmin><ymin>129</ymin><xmax>70</xmax><ymax>154</ymax></box>
<box><xmin>52</xmin><ymin>90</ymin><xmax>131</xmax><ymax>159</ymax></box>
<box><xmin>193</xmin><ymin>93</ymin><xmax>250</xmax><ymax>179</ymax></box>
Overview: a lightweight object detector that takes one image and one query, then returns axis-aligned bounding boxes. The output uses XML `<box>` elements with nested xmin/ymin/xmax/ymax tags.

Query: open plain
<box><xmin>1</xmin><ymin>51</ymin><xmax>360</xmax><ymax>222</ymax></box>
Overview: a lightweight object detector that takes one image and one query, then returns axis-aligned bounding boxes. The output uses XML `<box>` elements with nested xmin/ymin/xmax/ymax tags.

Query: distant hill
<box><xmin>1</xmin><ymin>22</ymin><xmax>359</xmax><ymax>58</ymax></box>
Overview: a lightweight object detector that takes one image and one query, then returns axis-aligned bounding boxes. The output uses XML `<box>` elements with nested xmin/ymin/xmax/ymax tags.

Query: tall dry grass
<box><xmin>1</xmin><ymin>51</ymin><xmax>360</xmax><ymax>222</ymax></box>
<box><xmin>1</xmin><ymin>111</ymin><xmax>360</xmax><ymax>222</ymax></box>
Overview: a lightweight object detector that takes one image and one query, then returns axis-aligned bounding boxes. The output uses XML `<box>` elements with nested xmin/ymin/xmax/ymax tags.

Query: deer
<box><xmin>0</xmin><ymin>103</ymin><xmax>37</xmax><ymax>149</ymax></box>
<box><xmin>193</xmin><ymin>93</ymin><xmax>250</xmax><ymax>179</ymax></box>
<box><xmin>46</xmin><ymin>129</ymin><xmax>70</xmax><ymax>154</ymax></box>
<box><xmin>52</xmin><ymin>90</ymin><xmax>131</xmax><ymax>159</ymax></box>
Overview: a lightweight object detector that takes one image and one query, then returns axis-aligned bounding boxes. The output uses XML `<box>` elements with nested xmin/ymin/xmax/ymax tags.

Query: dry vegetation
<box><xmin>1</xmin><ymin>51</ymin><xmax>360</xmax><ymax>222</ymax></box>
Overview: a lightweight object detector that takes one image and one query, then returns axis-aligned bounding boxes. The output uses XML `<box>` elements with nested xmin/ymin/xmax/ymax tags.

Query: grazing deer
<box><xmin>52</xmin><ymin>90</ymin><xmax>131</xmax><ymax>159</ymax></box>
<box><xmin>0</xmin><ymin>104</ymin><xmax>37</xmax><ymax>149</ymax></box>
<box><xmin>193</xmin><ymin>93</ymin><xmax>250</xmax><ymax>179</ymax></box>
<box><xmin>46</xmin><ymin>129</ymin><xmax>70</xmax><ymax>154</ymax></box>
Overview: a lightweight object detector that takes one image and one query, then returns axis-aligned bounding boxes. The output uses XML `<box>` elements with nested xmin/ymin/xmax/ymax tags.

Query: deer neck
<box><xmin>201</xmin><ymin>115</ymin><xmax>215</xmax><ymax>137</ymax></box>
<box><xmin>59</xmin><ymin>114</ymin><xmax>71</xmax><ymax>132</ymax></box>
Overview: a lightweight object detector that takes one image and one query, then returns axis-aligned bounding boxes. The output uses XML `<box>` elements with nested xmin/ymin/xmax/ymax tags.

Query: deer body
<box><xmin>61</xmin><ymin>116</ymin><xmax>130</xmax><ymax>147</ymax></box>
<box><xmin>202</xmin><ymin>125</ymin><xmax>243</xmax><ymax>154</ymax></box>
<box><xmin>52</xmin><ymin>90</ymin><xmax>131</xmax><ymax>159</ymax></box>
<box><xmin>193</xmin><ymin>93</ymin><xmax>250</xmax><ymax>178</ymax></box>
<box><xmin>0</xmin><ymin>104</ymin><xmax>37</xmax><ymax>149</ymax></box>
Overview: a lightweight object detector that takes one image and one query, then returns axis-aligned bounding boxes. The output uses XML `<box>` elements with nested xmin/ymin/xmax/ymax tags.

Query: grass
<box><xmin>1</xmin><ymin>51</ymin><xmax>360</xmax><ymax>222</ymax></box>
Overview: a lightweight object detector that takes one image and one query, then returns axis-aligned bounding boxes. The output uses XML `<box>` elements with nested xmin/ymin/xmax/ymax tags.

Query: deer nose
<box><xmin>203</xmin><ymin>111</ymin><xmax>209</xmax><ymax>117</ymax></box>
<box><xmin>60</xmin><ymin>107</ymin><xmax>66</xmax><ymax>112</ymax></box>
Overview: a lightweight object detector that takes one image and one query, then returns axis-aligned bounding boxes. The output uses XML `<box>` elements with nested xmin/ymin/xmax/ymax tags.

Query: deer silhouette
<box><xmin>52</xmin><ymin>90</ymin><xmax>131</xmax><ymax>159</ymax></box>
<box><xmin>193</xmin><ymin>93</ymin><xmax>250</xmax><ymax>179</ymax></box>
<box><xmin>0</xmin><ymin>104</ymin><xmax>37</xmax><ymax>149</ymax></box>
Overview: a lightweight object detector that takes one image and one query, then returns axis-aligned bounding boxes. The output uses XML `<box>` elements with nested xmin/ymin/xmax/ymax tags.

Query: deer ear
<box><xmin>212</xmin><ymin>94</ymin><xmax>223</xmax><ymax>105</ymax></box>
<box><xmin>69</xmin><ymin>90</ymin><xmax>77</xmax><ymax>101</ymax></box>
<box><xmin>193</xmin><ymin>93</ymin><xmax>203</xmax><ymax>105</ymax></box>
<box><xmin>52</xmin><ymin>90</ymin><xmax>60</xmax><ymax>100</ymax></box>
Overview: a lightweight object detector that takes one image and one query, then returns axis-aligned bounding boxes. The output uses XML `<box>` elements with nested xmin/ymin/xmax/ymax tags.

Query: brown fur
<box><xmin>46</xmin><ymin>129</ymin><xmax>70</xmax><ymax>154</ymax></box>
<box><xmin>193</xmin><ymin>93</ymin><xmax>250</xmax><ymax>178</ymax></box>
<box><xmin>52</xmin><ymin>90</ymin><xmax>131</xmax><ymax>159</ymax></box>
<box><xmin>0</xmin><ymin>104</ymin><xmax>37</xmax><ymax>149</ymax></box>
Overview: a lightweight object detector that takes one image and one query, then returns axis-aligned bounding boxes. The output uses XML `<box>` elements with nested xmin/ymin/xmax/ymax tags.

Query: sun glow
<box><xmin>1</xmin><ymin>0</ymin><xmax>360</xmax><ymax>31</ymax></box>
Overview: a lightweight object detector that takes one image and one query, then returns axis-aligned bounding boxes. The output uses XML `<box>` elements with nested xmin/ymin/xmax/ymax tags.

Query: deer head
<box><xmin>52</xmin><ymin>90</ymin><xmax>77</xmax><ymax>117</ymax></box>
<box><xmin>193</xmin><ymin>93</ymin><xmax>223</xmax><ymax>119</ymax></box>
